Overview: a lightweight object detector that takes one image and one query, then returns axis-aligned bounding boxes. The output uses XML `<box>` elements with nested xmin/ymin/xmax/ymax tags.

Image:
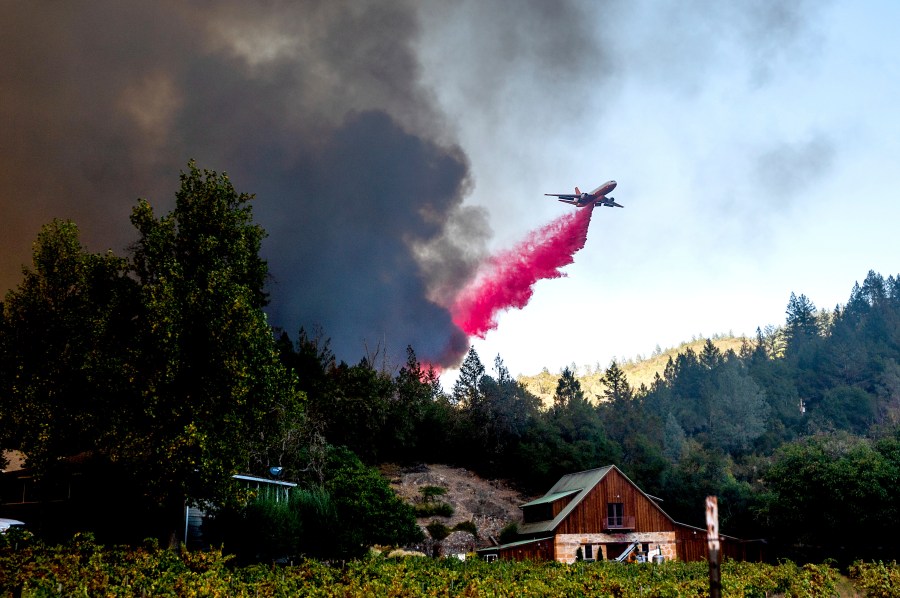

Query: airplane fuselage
<box><xmin>546</xmin><ymin>180</ymin><xmax>621</xmax><ymax>208</ymax></box>
<box><xmin>589</xmin><ymin>180</ymin><xmax>617</xmax><ymax>198</ymax></box>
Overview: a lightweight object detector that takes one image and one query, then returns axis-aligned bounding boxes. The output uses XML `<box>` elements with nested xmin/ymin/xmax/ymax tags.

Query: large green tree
<box><xmin>0</xmin><ymin>220</ymin><xmax>137</xmax><ymax>474</ymax></box>
<box><xmin>320</xmin><ymin>446</ymin><xmax>423</xmax><ymax>558</ymax></box>
<box><xmin>471</xmin><ymin>356</ymin><xmax>541</xmax><ymax>473</ymax></box>
<box><xmin>760</xmin><ymin>433</ymin><xmax>900</xmax><ymax>559</ymax></box>
<box><xmin>123</xmin><ymin>162</ymin><xmax>302</xmax><ymax>540</ymax></box>
<box><xmin>704</xmin><ymin>361</ymin><xmax>770</xmax><ymax>453</ymax></box>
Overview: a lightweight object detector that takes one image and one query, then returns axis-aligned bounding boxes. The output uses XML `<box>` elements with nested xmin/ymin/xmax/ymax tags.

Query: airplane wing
<box><xmin>544</xmin><ymin>193</ymin><xmax>579</xmax><ymax>199</ymax></box>
<box><xmin>597</xmin><ymin>196</ymin><xmax>624</xmax><ymax>208</ymax></box>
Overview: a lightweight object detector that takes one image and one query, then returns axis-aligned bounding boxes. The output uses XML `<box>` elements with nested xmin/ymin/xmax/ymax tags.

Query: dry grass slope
<box><xmin>383</xmin><ymin>463</ymin><xmax>530</xmax><ymax>555</ymax></box>
<box><xmin>518</xmin><ymin>336</ymin><xmax>749</xmax><ymax>407</ymax></box>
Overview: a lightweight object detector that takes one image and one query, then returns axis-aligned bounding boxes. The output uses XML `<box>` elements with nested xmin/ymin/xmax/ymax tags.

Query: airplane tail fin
<box><xmin>575</xmin><ymin>187</ymin><xmax>581</xmax><ymax>195</ymax></box>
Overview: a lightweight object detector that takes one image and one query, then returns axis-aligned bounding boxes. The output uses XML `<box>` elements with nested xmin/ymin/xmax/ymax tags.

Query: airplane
<box><xmin>545</xmin><ymin>180</ymin><xmax>622</xmax><ymax>208</ymax></box>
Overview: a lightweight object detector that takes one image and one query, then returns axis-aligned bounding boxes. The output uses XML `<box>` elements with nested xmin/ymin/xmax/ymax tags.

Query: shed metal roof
<box><xmin>476</xmin><ymin>536</ymin><xmax>554</xmax><ymax>553</ymax></box>
<box><xmin>233</xmin><ymin>474</ymin><xmax>297</xmax><ymax>488</ymax></box>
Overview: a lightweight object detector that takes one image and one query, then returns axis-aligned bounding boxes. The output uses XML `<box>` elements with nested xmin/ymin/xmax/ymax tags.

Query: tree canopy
<box><xmin>1</xmin><ymin>163</ymin><xmax>303</xmax><ymax>544</ymax></box>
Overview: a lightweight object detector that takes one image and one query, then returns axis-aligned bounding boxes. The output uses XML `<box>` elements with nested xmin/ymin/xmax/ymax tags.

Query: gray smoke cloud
<box><xmin>0</xmin><ymin>1</ymin><xmax>480</xmax><ymax>366</ymax></box>
<box><xmin>755</xmin><ymin>135</ymin><xmax>836</xmax><ymax>199</ymax></box>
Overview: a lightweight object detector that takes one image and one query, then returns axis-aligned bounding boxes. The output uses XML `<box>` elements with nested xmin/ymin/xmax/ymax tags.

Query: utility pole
<box><xmin>706</xmin><ymin>496</ymin><xmax>721</xmax><ymax>598</ymax></box>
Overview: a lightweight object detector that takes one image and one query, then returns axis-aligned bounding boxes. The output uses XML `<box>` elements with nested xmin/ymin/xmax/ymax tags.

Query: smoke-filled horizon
<box><xmin>0</xmin><ymin>2</ymin><xmax>490</xmax><ymax>368</ymax></box>
<box><xmin>4</xmin><ymin>1</ymin><xmax>900</xmax><ymax>376</ymax></box>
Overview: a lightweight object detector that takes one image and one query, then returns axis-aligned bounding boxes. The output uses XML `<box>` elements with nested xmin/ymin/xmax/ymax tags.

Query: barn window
<box><xmin>607</xmin><ymin>502</ymin><xmax>624</xmax><ymax>528</ymax></box>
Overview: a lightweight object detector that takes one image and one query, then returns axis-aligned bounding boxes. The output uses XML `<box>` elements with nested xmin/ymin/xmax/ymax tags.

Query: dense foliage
<box><xmin>206</xmin><ymin>447</ymin><xmax>422</xmax><ymax>562</ymax></box>
<box><xmin>849</xmin><ymin>561</ymin><xmax>900</xmax><ymax>597</ymax></box>
<box><xmin>274</xmin><ymin>273</ymin><xmax>900</xmax><ymax>560</ymax></box>
<box><xmin>0</xmin><ymin>537</ymin><xmax>841</xmax><ymax>597</ymax></box>
<box><xmin>0</xmin><ymin>164</ymin><xmax>303</xmax><ymax>543</ymax></box>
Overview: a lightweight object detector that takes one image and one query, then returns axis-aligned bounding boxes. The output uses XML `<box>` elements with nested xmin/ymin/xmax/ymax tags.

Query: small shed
<box><xmin>185</xmin><ymin>474</ymin><xmax>297</xmax><ymax>548</ymax></box>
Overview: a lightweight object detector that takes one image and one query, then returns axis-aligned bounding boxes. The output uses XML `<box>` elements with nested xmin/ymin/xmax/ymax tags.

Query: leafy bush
<box><xmin>849</xmin><ymin>560</ymin><xmax>900</xmax><ymax>596</ymax></box>
<box><xmin>323</xmin><ymin>446</ymin><xmax>424</xmax><ymax>558</ymax></box>
<box><xmin>207</xmin><ymin>447</ymin><xmax>423</xmax><ymax>562</ymax></box>
<box><xmin>452</xmin><ymin>520</ymin><xmax>478</xmax><ymax>537</ymax></box>
<box><xmin>414</xmin><ymin>502</ymin><xmax>455</xmax><ymax>517</ymax></box>
<box><xmin>498</xmin><ymin>521</ymin><xmax>520</xmax><ymax>544</ymax></box>
<box><xmin>0</xmin><ymin>526</ymin><xmax>35</xmax><ymax>551</ymax></box>
<box><xmin>205</xmin><ymin>493</ymin><xmax>304</xmax><ymax>563</ymax></box>
<box><xmin>425</xmin><ymin>521</ymin><xmax>451</xmax><ymax>542</ymax></box>
<box><xmin>419</xmin><ymin>485</ymin><xmax>448</xmax><ymax>502</ymax></box>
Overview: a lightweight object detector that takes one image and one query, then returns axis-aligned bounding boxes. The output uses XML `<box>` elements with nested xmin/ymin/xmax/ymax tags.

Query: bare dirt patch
<box><xmin>383</xmin><ymin>463</ymin><xmax>531</xmax><ymax>556</ymax></box>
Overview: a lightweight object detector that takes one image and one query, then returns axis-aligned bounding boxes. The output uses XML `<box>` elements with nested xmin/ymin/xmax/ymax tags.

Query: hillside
<box><xmin>383</xmin><ymin>463</ymin><xmax>529</xmax><ymax>556</ymax></box>
<box><xmin>518</xmin><ymin>336</ymin><xmax>749</xmax><ymax>406</ymax></box>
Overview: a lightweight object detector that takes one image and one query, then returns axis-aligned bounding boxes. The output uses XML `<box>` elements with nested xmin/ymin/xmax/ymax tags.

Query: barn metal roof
<box><xmin>520</xmin><ymin>488</ymin><xmax>581</xmax><ymax>508</ymax></box>
<box><xmin>518</xmin><ymin>466</ymin><xmax>614</xmax><ymax>535</ymax></box>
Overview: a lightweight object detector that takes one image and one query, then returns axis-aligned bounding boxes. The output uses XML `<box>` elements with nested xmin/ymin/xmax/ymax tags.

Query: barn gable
<box><xmin>518</xmin><ymin>465</ymin><xmax>675</xmax><ymax>537</ymax></box>
<box><xmin>481</xmin><ymin>464</ymin><xmax>763</xmax><ymax>563</ymax></box>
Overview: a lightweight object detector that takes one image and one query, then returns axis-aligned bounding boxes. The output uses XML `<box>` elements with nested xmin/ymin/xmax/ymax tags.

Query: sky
<box><xmin>2</xmin><ymin>1</ymin><xmax>899</xmax><ymax>382</ymax></box>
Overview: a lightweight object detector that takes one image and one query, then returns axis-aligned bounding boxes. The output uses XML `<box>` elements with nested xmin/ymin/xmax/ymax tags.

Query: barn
<box><xmin>478</xmin><ymin>465</ymin><xmax>763</xmax><ymax>563</ymax></box>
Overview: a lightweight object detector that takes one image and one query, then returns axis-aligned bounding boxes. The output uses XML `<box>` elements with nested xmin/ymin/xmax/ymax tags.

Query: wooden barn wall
<box><xmin>722</xmin><ymin>538</ymin><xmax>766</xmax><ymax>562</ymax></box>
<box><xmin>674</xmin><ymin>526</ymin><xmax>764</xmax><ymax>562</ymax></box>
<box><xmin>675</xmin><ymin>526</ymin><xmax>707</xmax><ymax>561</ymax></box>
<box><xmin>551</xmin><ymin>495</ymin><xmax>574</xmax><ymax>518</ymax></box>
<box><xmin>498</xmin><ymin>539</ymin><xmax>554</xmax><ymax>561</ymax></box>
<box><xmin>557</xmin><ymin>469</ymin><xmax>676</xmax><ymax>535</ymax></box>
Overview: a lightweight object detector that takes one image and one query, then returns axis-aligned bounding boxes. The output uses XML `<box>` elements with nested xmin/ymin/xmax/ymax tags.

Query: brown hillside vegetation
<box><xmin>383</xmin><ymin>463</ymin><xmax>530</xmax><ymax>555</ymax></box>
<box><xmin>518</xmin><ymin>336</ymin><xmax>749</xmax><ymax>407</ymax></box>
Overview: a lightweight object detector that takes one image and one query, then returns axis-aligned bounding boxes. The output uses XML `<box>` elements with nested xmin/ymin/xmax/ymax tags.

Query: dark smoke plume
<box><xmin>0</xmin><ymin>1</ymin><xmax>481</xmax><ymax>367</ymax></box>
<box><xmin>0</xmin><ymin>1</ymin><xmax>827</xmax><ymax>368</ymax></box>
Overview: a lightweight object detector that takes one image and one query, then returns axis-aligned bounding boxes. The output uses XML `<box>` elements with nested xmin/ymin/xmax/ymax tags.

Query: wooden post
<box><xmin>706</xmin><ymin>496</ymin><xmax>721</xmax><ymax>598</ymax></box>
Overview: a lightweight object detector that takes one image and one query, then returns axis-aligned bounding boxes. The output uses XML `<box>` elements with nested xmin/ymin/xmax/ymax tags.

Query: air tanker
<box><xmin>545</xmin><ymin>180</ymin><xmax>622</xmax><ymax>208</ymax></box>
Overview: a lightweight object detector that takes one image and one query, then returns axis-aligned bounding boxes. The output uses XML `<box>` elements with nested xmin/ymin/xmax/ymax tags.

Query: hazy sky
<box><xmin>2</xmin><ymin>1</ymin><xmax>898</xmax><ymax>379</ymax></box>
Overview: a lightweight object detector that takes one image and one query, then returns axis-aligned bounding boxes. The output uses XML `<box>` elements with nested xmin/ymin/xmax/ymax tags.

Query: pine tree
<box><xmin>784</xmin><ymin>292</ymin><xmax>818</xmax><ymax>353</ymax></box>
<box><xmin>601</xmin><ymin>360</ymin><xmax>633</xmax><ymax>404</ymax></box>
<box><xmin>554</xmin><ymin>366</ymin><xmax>584</xmax><ymax>409</ymax></box>
<box><xmin>453</xmin><ymin>346</ymin><xmax>485</xmax><ymax>407</ymax></box>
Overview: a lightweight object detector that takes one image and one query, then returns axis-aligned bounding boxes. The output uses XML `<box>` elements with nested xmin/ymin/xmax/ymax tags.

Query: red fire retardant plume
<box><xmin>451</xmin><ymin>205</ymin><xmax>595</xmax><ymax>338</ymax></box>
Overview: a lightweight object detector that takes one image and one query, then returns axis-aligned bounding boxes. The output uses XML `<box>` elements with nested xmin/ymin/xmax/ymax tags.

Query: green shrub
<box><xmin>498</xmin><ymin>521</ymin><xmax>520</xmax><ymax>544</ymax></box>
<box><xmin>205</xmin><ymin>493</ymin><xmax>303</xmax><ymax>563</ymax></box>
<box><xmin>849</xmin><ymin>560</ymin><xmax>900</xmax><ymax>597</ymax></box>
<box><xmin>210</xmin><ymin>447</ymin><xmax>424</xmax><ymax>563</ymax></box>
<box><xmin>452</xmin><ymin>520</ymin><xmax>477</xmax><ymax>537</ymax></box>
<box><xmin>414</xmin><ymin>502</ymin><xmax>455</xmax><ymax>517</ymax></box>
<box><xmin>419</xmin><ymin>485</ymin><xmax>448</xmax><ymax>502</ymax></box>
<box><xmin>426</xmin><ymin>521</ymin><xmax>451</xmax><ymax>542</ymax></box>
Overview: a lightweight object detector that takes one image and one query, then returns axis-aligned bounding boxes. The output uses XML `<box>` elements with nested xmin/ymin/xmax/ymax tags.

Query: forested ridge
<box><xmin>2</xmin><ymin>164</ymin><xmax>900</xmax><ymax>563</ymax></box>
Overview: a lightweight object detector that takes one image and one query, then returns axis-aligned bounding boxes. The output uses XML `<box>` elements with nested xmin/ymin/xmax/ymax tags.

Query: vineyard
<box><xmin>4</xmin><ymin>533</ymin><xmax>899</xmax><ymax>597</ymax></box>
